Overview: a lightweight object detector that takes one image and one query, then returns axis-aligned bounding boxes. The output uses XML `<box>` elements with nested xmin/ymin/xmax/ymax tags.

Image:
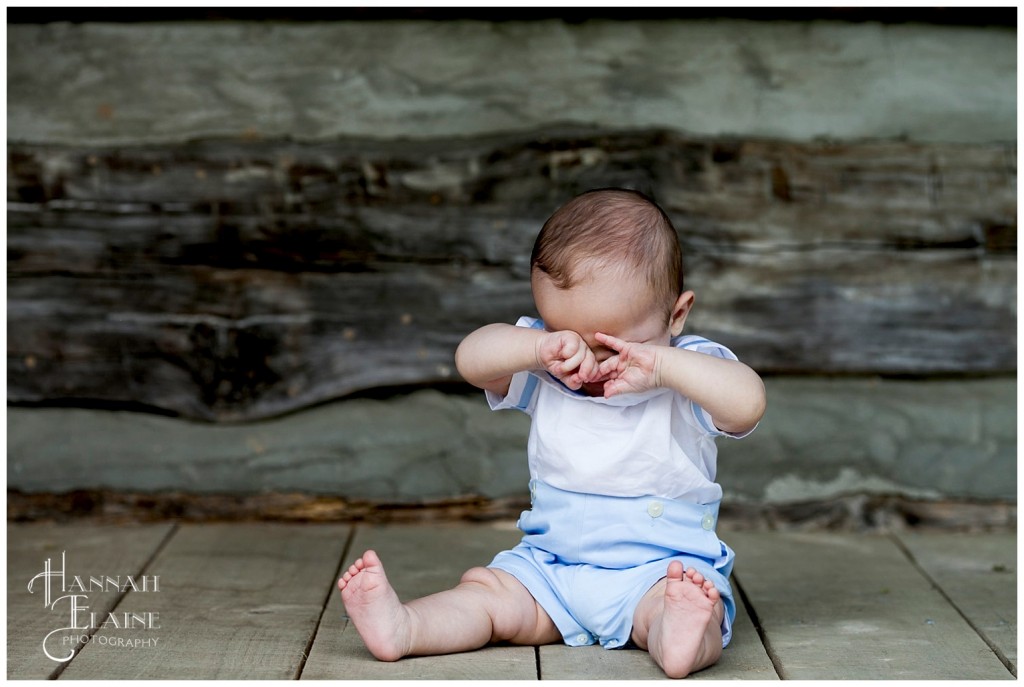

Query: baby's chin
<box><xmin>580</xmin><ymin>380</ymin><xmax>608</xmax><ymax>397</ymax></box>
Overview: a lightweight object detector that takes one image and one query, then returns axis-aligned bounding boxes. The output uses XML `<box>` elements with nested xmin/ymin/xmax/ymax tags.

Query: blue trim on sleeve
<box><xmin>678</xmin><ymin>337</ymin><xmax>712</xmax><ymax>348</ymax></box>
<box><xmin>515</xmin><ymin>374</ymin><xmax>540</xmax><ymax>411</ymax></box>
<box><xmin>692</xmin><ymin>402</ymin><xmax>720</xmax><ymax>435</ymax></box>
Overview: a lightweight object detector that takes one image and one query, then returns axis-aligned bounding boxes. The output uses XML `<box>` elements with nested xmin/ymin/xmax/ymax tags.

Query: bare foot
<box><xmin>649</xmin><ymin>562</ymin><xmax>724</xmax><ymax>678</ymax></box>
<box><xmin>337</xmin><ymin>550</ymin><xmax>412</xmax><ymax>662</ymax></box>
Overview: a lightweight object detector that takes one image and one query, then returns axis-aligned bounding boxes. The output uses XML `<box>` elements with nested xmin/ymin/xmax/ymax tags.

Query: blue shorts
<box><xmin>489</xmin><ymin>479</ymin><xmax>736</xmax><ymax>650</ymax></box>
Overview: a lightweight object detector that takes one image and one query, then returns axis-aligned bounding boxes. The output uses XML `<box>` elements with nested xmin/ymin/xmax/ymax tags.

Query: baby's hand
<box><xmin>536</xmin><ymin>330</ymin><xmax>599</xmax><ymax>391</ymax></box>
<box><xmin>594</xmin><ymin>332</ymin><xmax>662</xmax><ymax>397</ymax></box>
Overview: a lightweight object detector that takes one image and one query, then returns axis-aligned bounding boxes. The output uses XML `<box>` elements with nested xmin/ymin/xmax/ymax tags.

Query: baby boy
<box><xmin>338</xmin><ymin>188</ymin><xmax>766</xmax><ymax>678</ymax></box>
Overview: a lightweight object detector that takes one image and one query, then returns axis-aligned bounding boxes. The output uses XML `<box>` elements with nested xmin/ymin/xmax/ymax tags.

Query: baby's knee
<box><xmin>460</xmin><ymin>566</ymin><xmax>504</xmax><ymax>590</ymax></box>
<box><xmin>459</xmin><ymin>566</ymin><xmax>546</xmax><ymax>643</ymax></box>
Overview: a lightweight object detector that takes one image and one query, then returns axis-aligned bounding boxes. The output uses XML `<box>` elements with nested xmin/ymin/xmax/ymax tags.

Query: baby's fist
<box><xmin>536</xmin><ymin>330</ymin><xmax>598</xmax><ymax>390</ymax></box>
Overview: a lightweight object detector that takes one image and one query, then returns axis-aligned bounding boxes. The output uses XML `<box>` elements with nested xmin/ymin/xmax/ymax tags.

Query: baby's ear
<box><xmin>669</xmin><ymin>291</ymin><xmax>695</xmax><ymax>336</ymax></box>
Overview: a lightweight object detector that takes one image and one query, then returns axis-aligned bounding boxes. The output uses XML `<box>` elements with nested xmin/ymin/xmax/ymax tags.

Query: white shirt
<box><xmin>486</xmin><ymin>316</ymin><xmax>753</xmax><ymax>503</ymax></box>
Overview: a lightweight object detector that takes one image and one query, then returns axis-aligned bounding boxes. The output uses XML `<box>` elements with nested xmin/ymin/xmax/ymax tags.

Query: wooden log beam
<box><xmin>7</xmin><ymin>129</ymin><xmax>1016</xmax><ymax>420</ymax></box>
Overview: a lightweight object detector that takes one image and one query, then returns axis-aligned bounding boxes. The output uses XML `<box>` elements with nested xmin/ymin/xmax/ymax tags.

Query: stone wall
<box><xmin>8</xmin><ymin>378</ymin><xmax>1016</xmax><ymax>504</ymax></box>
<box><xmin>6</xmin><ymin>13</ymin><xmax>1017</xmax><ymax>509</ymax></box>
<box><xmin>8</xmin><ymin>18</ymin><xmax>1015</xmax><ymax>145</ymax></box>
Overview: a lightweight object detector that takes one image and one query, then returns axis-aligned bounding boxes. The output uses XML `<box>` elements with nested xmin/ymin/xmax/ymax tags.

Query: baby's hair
<box><xmin>531</xmin><ymin>188</ymin><xmax>685</xmax><ymax>314</ymax></box>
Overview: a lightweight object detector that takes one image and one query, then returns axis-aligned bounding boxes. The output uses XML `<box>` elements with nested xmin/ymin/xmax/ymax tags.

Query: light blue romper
<box><xmin>490</xmin><ymin>479</ymin><xmax>736</xmax><ymax>649</ymax></box>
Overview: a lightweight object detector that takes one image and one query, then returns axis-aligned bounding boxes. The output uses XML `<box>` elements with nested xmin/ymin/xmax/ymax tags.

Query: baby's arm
<box><xmin>596</xmin><ymin>333</ymin><xmax>765</xmax><ymax>435</ymax></box>
<box><xmin>456</xmin><ymin>323</ymin><xmax>599</xmax><ymax>396</ymax></box>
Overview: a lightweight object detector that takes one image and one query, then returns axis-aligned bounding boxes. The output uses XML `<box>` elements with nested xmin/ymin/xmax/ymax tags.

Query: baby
<box><xmin>338</xmin><ymin>188</ymin><xmax>766</xmax><ymax>678</ymax></box>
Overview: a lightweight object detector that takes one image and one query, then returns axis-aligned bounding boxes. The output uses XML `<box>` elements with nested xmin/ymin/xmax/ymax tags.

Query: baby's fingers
<box><xmin>597</xmin><ymin>354</ymin><xmax>622</xmax><ymax>379</ymax></box>
<box><xmin>558</xmin><ymin>339</ymin><xmax>588</xmax><ymax>373</ymax></box>
<box><xmin>603</xmin><ymin>378</ymin><xmax>628</xmax><ymax>398</ymax></box>
<box><xmin>595</xmin><ymin>332</ymin><xmax>628</xmax><ymax>353</ymax></box>
<box><xmin>577</xmin><ymin>349</ymin><xmax>600</xmax><ymax>381</ymax></box>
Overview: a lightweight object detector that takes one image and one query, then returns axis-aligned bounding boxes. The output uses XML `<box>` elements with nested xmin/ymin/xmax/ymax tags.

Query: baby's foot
<box><xmin>652</xmin><ymin>562</ymin><xmax>723</xmax><ymax>678</ymax></box>
<box><xmin>337</xmin><ymin>550</ymin><xmax>411</xmax><ymax>662</ymax></box>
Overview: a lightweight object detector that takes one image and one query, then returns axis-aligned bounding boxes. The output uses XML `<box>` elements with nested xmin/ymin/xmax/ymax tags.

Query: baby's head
<box><xmin>530</xmin><ymin>189</ymin><xmax>694</xmax><ymax>378</ymax></box>
<box><xmin>532</xmin><ymin>188</ymin><xmax>684</xmax><ymax>316</ymax></box>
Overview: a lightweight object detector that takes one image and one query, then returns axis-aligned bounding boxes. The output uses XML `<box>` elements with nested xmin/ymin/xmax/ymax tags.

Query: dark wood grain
<box><xmin>8</xmin><ymin>129</ymin><xmax>1016</xmax><ymax>420</ymax></box>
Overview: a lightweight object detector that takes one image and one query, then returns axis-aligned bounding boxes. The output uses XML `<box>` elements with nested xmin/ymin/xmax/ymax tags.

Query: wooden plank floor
<box><xmin>7</xmin><ymin>521</ymin><xmax>1015</xmax><ymax>680</ymax></box>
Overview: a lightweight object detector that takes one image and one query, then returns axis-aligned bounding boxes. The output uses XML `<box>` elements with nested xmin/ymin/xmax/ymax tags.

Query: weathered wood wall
<box><xmin>8</xmin><ymin>131</ymin><xmax>1016</xmax><ymax>420</ymax></box>
<box><xmin>5</xmin><ymin>15</ymin><xmax>1018</xmax><ymax>509</ymax></box>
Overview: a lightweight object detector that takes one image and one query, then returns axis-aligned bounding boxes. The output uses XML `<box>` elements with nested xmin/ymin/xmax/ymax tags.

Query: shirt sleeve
<box><xmin>674</xmin><ymin>336</ymin><xmax>758</xmax><ymax>439</ymax></box>
<box><xmin>483</xmin><ymin>316</ymin><xmax>544</xmax><ymax>415</ymax></box>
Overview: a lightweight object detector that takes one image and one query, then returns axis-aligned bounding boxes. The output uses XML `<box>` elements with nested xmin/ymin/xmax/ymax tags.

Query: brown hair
<box><xmin>531</xmin><ymin>188</ymin><xmax>684</xmax><ymax>313</ymax></box>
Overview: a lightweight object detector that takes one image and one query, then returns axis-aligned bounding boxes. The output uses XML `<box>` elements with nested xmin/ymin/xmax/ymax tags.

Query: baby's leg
<box><xmin>630</xmin><ymin>562</ymin><xmax>726</xmax><ymax>679</ymax></box>
<box><xmin>337</xmin><ymin>550</ymin><xmax>560</xmax><ymax>661</ymax></box>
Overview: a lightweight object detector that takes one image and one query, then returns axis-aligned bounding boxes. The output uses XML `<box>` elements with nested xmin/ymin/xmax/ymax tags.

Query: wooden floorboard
<box><xmin>301</xmin><ymin>520</ymin><xmax>538</xmax><ymax>679</ymax></box>
<box><xmin>8</xmin><ymin>521</ymin><xmax>1016</xmax><ymax>680</ymax></box>
<box><xmin>894</xmin><ymin>531</ymin><xmax>1017</xmax><ymax>675</ymax></box>
<box><xmin>727</xmin><ymin>530</ymin><xmax>1014</xmax><ymax>680</ymax></box>
<box><xmin>57</xmin><ymin>522</ymin><xmax>349</xmax><ymax>679</ymax></box>
<box><xmin>7</xmin><ymin>522</ymin><xmax>174</xmax><ymax>679</ymax></box>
